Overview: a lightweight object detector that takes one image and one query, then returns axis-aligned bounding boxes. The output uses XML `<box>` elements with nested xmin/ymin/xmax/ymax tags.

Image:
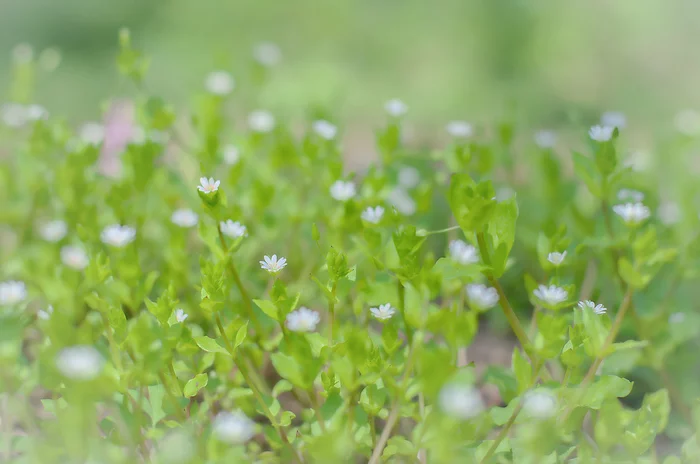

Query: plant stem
<box><xmin>307</xmin><ymin>390</ymin><xmax>327</xmax><ymax>433</ymax></box>
<box><xmin>329</xmin><ymin>281</ymin><xmax>337</xmax><ymax>345</ymax></box>
<box><xmin>168</xmin><ymin>363</ymin><xmax>183</xmax><ymax>396</ymax></box>
<box><xmin>397</xmin><ymin>280</ymin><xmax>413</xmax><ymax>345</ymax></box>
<box><xmin>157</xmin><ymin>372</ymin><xmax>186</xmax><ymax>420</ymax></box>
<box><xmin>101</xmin><ymin>314</ymin><xmax>123</xmax><ymax>373</ymax></box>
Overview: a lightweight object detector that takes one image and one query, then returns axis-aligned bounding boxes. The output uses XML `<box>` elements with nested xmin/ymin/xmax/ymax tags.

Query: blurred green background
<box><xmin>1</xmin><ymin>0</ymin><xmax>699</xmax><ymax>129</ymax></box>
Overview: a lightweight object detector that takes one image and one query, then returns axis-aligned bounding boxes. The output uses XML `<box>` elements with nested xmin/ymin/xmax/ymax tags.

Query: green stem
<box><xmin>168</xmin><ymin>363</ymin><xmax>183</xmax><ymax>396</ymax></box>
<box><xmin>329</xmin><ymin>281</ymin><xmax>337</xmax><ymax>345</ymax></box>
<box><xmin>157</xmin><ymin>372</ymin><xmax>186</xmax><ymax>420</ymax></box>
<box><xmin>307</xmin><ymin>391</ymin><xmax>327</xmax><ymax>433</ymax></box>
<box><xmin>397</xmin><ymin>280</ymin><xmax>412</xmax><ymax>345</ymax></box>
<box><xmin>101</xmin><ymin>314</ymin><xmax>123</xmax><ymax>373</ymax></box>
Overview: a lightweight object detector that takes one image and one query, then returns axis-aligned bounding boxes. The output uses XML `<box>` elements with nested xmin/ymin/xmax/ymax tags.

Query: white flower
<box><xmin>588</xmin><ymin>125</ymin><xmax>614</xmax><ymax>142</ymax></box>
<box><xmin>157</xmin><ymin>430</ymin><xmax>195</xmax><ymax>464</ymax></box>
<box><xmin>39</xmin><ymin>219</ymin><xmax>67</xmax><ymax>242</ymax></box>
<box><xmin>370</xmin><ymin>303</ymin><xmax>395</xmax><ymax>321</ymax></box>
<box><xmin>669</xmin><ymin>312</ymin><xmax>685</xmax><ymax>324</ymax></box>
<box><xmin>361</xmin><ymin>206</ymin><xmax>385</xmax><ymax>224</ymax></box>
<box><xmin>38</xmin><ymin>47</ymin><xmax>62</xmax><ymax>72</ymax></box>
<box><xmin>220</xmin><ymin>220</ymin><xmax>247</xmax><ymax>239</ymax></box>
<box><xmin>388</xmin><ymin>188</ymin><xmax>416</xmax><ymax>216</ymax></box>
<box><xmin>197</xmin><ymin>177</ymin><xmax>220</xmax><ymax>194</ymax></box>
<box><xmin>578</xmin><ymin>300</ymin><xmax>607</xmax><ymax>315</ymax></box>
<box><xmin>613</xmin><ymin>202</ymin><xmax>651</xmax><ymax>225</ymax></box>
<box><xmin>38</xmin><ymin>305</ymin><xmax>54</xmax><ymax>320</ymax></box>
<box><xmin>204</xmin><ymin>71</ymin><xmax>234</xmax><ymax>96</ymax></box>
<box><xmin>385</xmin><ymin>99</ymin><xmax>408</xmax><ymax>117</ymax></box>
<box><xmin>248</xmin><ymin>110</ymin><xmax>275</xmax><ymax>133</ymax></box>
<box><xmin>617</xmin><ymin>189</ymin><xmax>644</xmax><ymax>202</ymax></box>
<box><xmin>1</xmin><ymin>103</ymin><xmax>28</xmax><ymax>128</ymax></box>
<box><xmin>438</xmin><ymin>384</ymin><xmax>484</xmax><ymax>420</ymax></box>
<box><xmin>330</xmin><ymin>180</ymin><xmax>356</xmax><ymax>202</ymax></box>
<box><xmin>171</xmin><ymin>209</ymin><xmax>198</xmax><ymax>228</ymax></box>
<box><xmin>80</xmin><ymin>122</ymin><xmax>105</xmax><ymax>145</ymax></box>
<box><xmin>601</xmin><ymin>111</ymin><xmax>626</xmax><ymax>129</ymax></box>
<box><xmin>449</xmin><ymin>240</ymin><xmax>479</xmax><ymax>265</ymax></box>
<box><xmin>496</xmin><ymin>186</ymin><xmax>515</xmax><ymax>202</ymax></box>
<box><xmin>523</xmin><ymin>389</ymin><xmax>557</xmax><ymax>420</ymax></box>
<box><xmin>12</xmin><ymin>43</ymin><xmax>34</xmax><ymax>64</ymax></box>
<box><xmin>222</xmin><ymin>145</ymin><xmax>240</xmax><ymax>165</ymax></box>
<box><xmin>253</xmin><ymin>42</ymin><xmax>281</xmax><ymax>67</ymax></box>
<box><xmin>534</xmin><ymin>130</ymin><xmax>557</xmax><ymax>149</ymax></box>
<box><xmin>547</xmin><ymin>251</ymin><xmax>567</xmax><ymax>267</ymax></box>
<box><xmin>213</xmin><ymin>411</ymin><xmax>256</xmax><ymax>444</ymax></box>
<box><xmin>260</xmin><ymin>254</ymin><xmax>287</xmax><ymax>273</ymax></box>
<box><xmin>658</xmin><ymin>201</ymin><xmax>681</xmax><ymax>225</ymax></box>
<box><xmin>446</xmin><ymin>120</ymin><xmax>473</xmax><ymax>138</ymax></box>
<box><xmin>26</xmin><ymin>104</ymin><xmax>48</xmax><ymax>121</ymax></box>
<box><xmin>624</xmin><ymin>150</ymin><xmax>652</xmax><ymax>172</ymax></box>
<box><xmin>466</xmin><ymin>284</ymin><xmax>499</xmax><ymax>310</ymax></box>
<box><xmin>398</xmin><ymin>166</ymin><xmax>420</xmax><ymax>189</ymax></box>
<box><xmin>60</xmin><ymin>245</ymin><xmax>89</xmax><ymax>270</ymax></box>
<box><xmin>174</xmin><ymin>308</ymin><xmax>188</xmax><ymax>323</ymax></box>
<box><xmin>55</xmin><ymin>345</ymin><xmax>104</xmax><ymax>381</ymax></box>
<box><xmin>286</xmin><ymin>307</ymin><xmax>320</xmax><ymax>332</ymax></box>
<box><xmin>312</xmin><ymin>120</ymin><xmax>337</xmax><ymax>140</ymax></box>
<box><xmin>674</xmin><ymin>109</ymin><xmax>700</xmax><ymax>136</ymax></box>
<box><xmin>533</xmin><ymin>284</ymin><xmax>568</xmax><ymax>306</ymax></box>
<box><xmin>0</xmin><ymin>281</ymin><xmax>27</xmax><ymax>306</ymax></box>
<box><xmin>100</xmin><ymin>224</ymin><xmax>136</xmax><ymax>248</ymax></box>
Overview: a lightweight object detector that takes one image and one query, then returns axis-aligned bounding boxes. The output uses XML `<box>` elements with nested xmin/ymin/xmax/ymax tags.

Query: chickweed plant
<box><xmin>2</xmin><ymin>30</ymin><xmax>700</xmax><ymax>464</ymax></box>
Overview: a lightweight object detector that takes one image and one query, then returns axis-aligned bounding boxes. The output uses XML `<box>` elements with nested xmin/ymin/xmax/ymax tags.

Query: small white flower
<box><xmin>534</xmin><ymin>130</ymin><xmax>557</xmax><ymax>149</ymax></box>
<box><xmin>197</xmin><ymin>177</ymin><xmax>220</xmax><ymax>194</ymax></box>
<box><xmin>26</xmin><ymin>104</ymin><xmax>48</xmax><ymax>121</ymax></box>
<box><xmin>12</xmin><ymin>43</ymin><xmax>34</xmax><ymax>63</ymax></box>
<box><xmin>60</xmin><ymin>245</ymin><xmax>89</xmax><ymax>270</ymax></box>
<box><xmin>601</xmin><ymin>111</ymin><xmax>626</xmax><ymax>129</ymax></box>
<box><xmin>398</xmin><ymin>166</ymin><xmax>420</xmax><ymax>189</ymax></box>
<box><xmin>312</xmin><ymin>120</ymin><xmax>337</xmax><ymax>140</ymax></box>
<box><xmin>204</xmin><ymin>71</ymin><xmax>234</xmax><ymax>96</ymax></box>
<box><xmin>100</xmin><ymin>225</ymin><xmax>136</xmax><ymax>248</ymax></box>
<box><xmin>387</xmin><ymin>188</ymin><xmax>416</xmax><ymax>216</ymax></box>
<box><xmin>449</xmin><ymin>240</ymin><xmax>479</xmax><ymax>265</ymax></box>
<box><xmin>80</xmin><ymin>122</ymin><xmax>105</xmax><ymax>145</ymax></box>
<box><xmin>260</xmin><ymin>254</ymin><xmax>287</xmax><ymax>273</ymax></box>
<box><xmin>588</xmin><ymin>125</ymin><xmax>614</xmax><ymax>142</ymax></box>
<box><xmin>370</xmin><ymin>303</ymin><xmax>395</xmax><ymax>321</ymax></box>
<box><xmin>38</xmin><ymin>47</ymin><xmax>62</xmax><ymax>72</ymax></box>
<box><xmin>222</xmin><ymin>145</ymin><xmax>240</xmax><ymax>165</ymax></box>
<box><xmin>523</xmin><ymin>389</ymin><xmax>557</xmax><ymax>420</ymax></box>
<box><xmin>385</xmin><ymin>99</ymin><xmax>408</xmax><ymax>117</ymax></box>
<box><xmin>446</xmin><ymin>120</ymin><xmax>473</xmax><ymax>138</ymax></box>
<box><xmin>253</xmin><ymin>42</ymin><xmax>281</xmax><ymax>67</ymax></box>
<box><xmin>533</xmin><ymin>284</ymin><xmax>568</xmax><ymax>306</ymax></box>
<box><xmin>38</xmin><ymin>305</ymin><xmax>54</xmax><ymax>320</ymax></box>
<box><xmin>39</xmin><ymin>220</ymin><xmax>67</xmax><ymax>242</ymax></box>
<box><xmin>1</xmin><ymin>103</ymin><xmax>28</xmax><ymax>128</ymax></box>
<box><xmin>658</xmin><ymin>201</ymin><xmax>681</xmax><ymax>225</ymax></box>
<box><xmin>286</xmin><ymin>307</ymin><xmax>320</xmax><ymax>332</ymax></box>
<box><xmin>578</xmin><ymin>300</ymin><xmax>607</xmax><ymax>315</ymax></box>
<box><xmin>613</xmin><ymin>202</ymin><xmax>651</xmax><ymax>225</ymax></box>
<box><xmin>330</xmin><ymin>180</ymin><xmax>356</xmax><ymax>202</ymax></box>
<box><xmin>547</xmin><ymin>251</ymin><xmax>567</xmax><ymax>267</ymax></box>
<box><xmin>174</xmin><ymin>308</ymin><xmax>188</xmax><ymax>323</ymax></box>
<box><xmin>361</xmin><ymin>206</ymin><xmax>385</xmax><ymax>224</ymax></box>
<box><xmin>624</xmin><ymin>150</ymin><xmax>651</xmax><ymax>172</ymax></box>
<box><xmin>171</xmin><ymin>209</ymin><xmax>199</xmax><ymax>228</ymax></box>
<box><xmin>674</xmin><ymin>109</ymin><xmax>700</xmax><ymax>136</ymax></box>
<box><xmin>466</xmin><ymin>284</ymin><xmax>499</xmax><ymax>310</ymax></box>
<box><xmin>0</xmin><ymin>281</ymin><xmax>27</xmax><ymax>306</ymax></box>
<box><xmin>669</xmin><ymin>312</ymin><xmax>685</xmax><ymax>324</ymax></box>
<box><xmin>617</xmin><ymin>189</ymin><xmax>644</xmax><ymax>202</ymax></box>
<box><xmin>248</xmin><ymin>110</ymin><xmax>275</xmax><ymax>133</ymax></box>
<box><xmin>438</xmin><ymin>384</ymin><xmax>484</xmax><ymax>420</ymax></box>
<box><xmin>213</xmin><ymin>411</ymin><xmax>256</xmax><ymax>444</ymax></box>
<box><xmin>496</xmin><ymin>186</ymin><xmax>515</xmax><ymax>202</ymax></box>
<box><xmin>55</xmin><ymin>345</ymin><xmax>104</xmax><ymax>381</ymax></box>
<box><xmin>220</xmin><ymin>220</ymin><xmax>247</xmax><ymax>239</ymax></box>
<box><xmin>157</xmin><ymin>430</ymin><xmax>195</xmax><ymax>464</ymax></box>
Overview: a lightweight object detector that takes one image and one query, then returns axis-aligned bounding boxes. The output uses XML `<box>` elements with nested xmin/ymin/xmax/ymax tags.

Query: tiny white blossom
<box><xmin>174</xmin><ymin>308</ymin><xmax>188</xmax><ymax>323</ymax></box>
<box><xmin>588</xmin><ymin>125</ymin><xmax>614</xmax><ymax>142</ymax></box>
<box><xmin>385</xmin><ymin>99</ymin><xmax>408</xmax><ymax>117</ymax></box>
<box><xmin>0</xmin><ymin>281</ymin><xmax>27</xmax><ymax>306</ymax></box>
<box><xmin>55</xmin><ymin>345</ymin><xmax>104</xmax><ymax>381</ymax></box>
<box><xmin>523</xmin><ymin>389</ymin><xmax>557</xmax><ymax>420</ymax></box>
<box><xmin>260</xmin><ymin>254</ymin><xmax>287</xmax><ymax>273</ymax></box>
<box><xmin>534</xmin><ymin>130</ymin><xmax>557</xmax><ymax>149</ymax></box>
<box><xmin>388</xmin><ymin>188</ymin><xmax>416</xmax><ymax>216</ymax></box>
<box><xmin>370</xmin><ymin>303</ymin><xmax>395</xmax><ymax>321</ymax></box>
<box><xmin>286</xmin><ymin>307</ymin><xmax>320</xmax><ymax>332</ymax></box>
<box><xmin>466</xmin><ymin>284</ymin><xmax>499</xmax><ymax>310</ymax></box>
<box><xmin>398</xmin><ymin>166</ymin><xmax>420</xmax><ymax>189</ymax></box>
<box><xmin>601</xmin><ymin>111</ymin><xmax>626</xmax><ymax>129</ymax></box>
<box><xmin>197</xmin><ymin>177</ymin><xmax>220</xmax><ymax>194</ymax></box>
<box><xmin>26</xmin><ymin>104</ymin><xmax>48</xmax><ymax>121</ymax></box>
<box><xmin>80</xmin><ymin>122</ymin><xmax>105</xmax><ymax>145</ymax></box>
<box><xmin>38</xmin><ymin>47</ymin><xmax>62</xmax><ymax>72</ymax></box>
<box><xmin>38</xmin><ymin>305</ymin><xmax>54</xmax><ymax>320</ymax></box>
<box><xmin>204</xmin><ymin>71</ymin><xmax>234</xmax><ymax>96</ymax></box>
<box><xmin>157</xmin><ymin>430</ymin><xmax>195</xmax><ymax>464</ymax></box>
<box><xmin>578</xmin><ymin>300</ymin><xmax>607</xmax><ymax>315</ymax></box>
<box><xmin>361</xmin><ymin>206</ymin><xmax>385</xmax><ymax>224</ymax></box>
<box><xmin>674</xmin><ymin>109</ymin><xmax>700</xmax><ymax>136</ymax></box>
<box><xmin>12</xmin><ymin>43</ymin><xmax>34</xmax><ymax>63</ymax></box>
<box><xmin>624</xmin><ymin>150</ymin><xmax>652</xmax><ymax>172</ymax></box>
<box><xmin>449</xmin><ymin>240</ymin><xmax>479</xmax><ymax>265</ymax></box>
<box><xmin>222</xmin><ymin>145</ymin><xmax>240</xmax><ymax>165</ymax></box>
<box><xmin>446</xmin><ymin>120</ymin><xmax>473</xmax><ymax>138</ymax></box>
<box><xmin>496</xmin><ymin>186</ymin><xmax>515</xmax><ymax>202</ymax></box>
<box><xmin>547</xmin><ymin>251</ymin><xmax>567</xmax><ymax>267</ymax></box>
<box><xmin>533</xmin><ymin>284</ymin><xmax>568</xmax><ymax>306</ymax></box>
<box><xmin>438</xmin><ymin>384</ymin><xmax>484</xmax><ymax>420</ymax></box>
<box><xmin>617</xmin><ymin>189</ymin><xmax>644</xmax><ymax>202</ymax></box>
<box><xmin>171</xmin><ymin>209</ymin><xmax>199</xmax><ymax>228</ymax></box>
<box><xmin>101</xmin><ymin>224</ymin><xmax>136</xmax><ymax>248</ymax></box>
<box><xmin>312</xmin><ymin>120</ymin><xmax>337</xmax><ymax>140</ymax></box>
<box><xmin>330</xmin><ymin>180</ymin><xmax>356</xmax><ymax>202</ymax></box>
<box><xmin>220</xmin><ymin>220</ymin><xmax>247</xmax><ymax>239</ymax></box>
<box><xmin>213</xmin><ymin>411</ymin><xmax>256</xmax><ymax>444</ymax></box>
<box><xmin>669</xmin><ymin>312</ymin><xmax>685</xmax><ymax>324</ymax></box>
<box><xmin>248</xmin><ymin>110</ymin><xmax>276</xmax><ymax>133</ymax></box>
<box><xmin>60</xmin><ymin>245</ymin><xmax>89</xmax><ymax>270</ymax></box>
<box><xmin>613</xmin><ymin>202</ymin><xmax>651</xmax><ymax>225</ymax></box>
<box><xmin>39</xmin><ymin>219</ymin><xmax>67</xmax><ymax>242</ymax></box>
<box><xmin>1</xmin><ymin>103</ymin><xmax>28</xmax><ymax>128</ymax></box>
<box><xmin>658</xmin><ymin>201</ymin><xmax>681</xmax><ymax>225</ymax></box>
<box><xmin>253</xmin><ymin>42</ymin><xmax>281</xmax><ymax>67</ymax></box>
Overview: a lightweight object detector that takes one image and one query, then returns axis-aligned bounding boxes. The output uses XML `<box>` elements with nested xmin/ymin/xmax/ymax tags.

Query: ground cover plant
<box><xmin>2</xmin><ymin>31</ymin><xmax>700</xmax><ymax>463</ymax></box>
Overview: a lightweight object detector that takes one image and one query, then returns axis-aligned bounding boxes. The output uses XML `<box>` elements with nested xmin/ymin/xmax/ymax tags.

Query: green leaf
<box><xmin>253</xmin><ymin>299</ymin><xmax>279</xmax><ymax>321</ymax></box>
<box><xmin>270</xmin><ymin>352</ymin><xmax>307</xmax><ymax>389</ymax></box>
<box><xmin>618</xmin><ymin>257</ymin><xmax>651</xmax><ymax>289</ymax></box>
<box><xmin>272</xmin><ymin>380</ymin><xmax>294</xmax><ymax>398</ymax></box>
<box><xmin>511</xmin><ymin>349</ymin><xmax>531</xmax><ymax>393</ymax></box>
<box><xmin>194</xmin><ymin>336</ymin><xmax>229</xmax><ymax>355</ymax></box>
<box><xmin>234</xmin><ymin>322</ymin><xmax>248</xmax><ymax>349</ymax></box>
<box><xmin>486</xmin><ymin>197</ymin><xmax>518</xmax><ymax>277</ymax></box>
<box><xmin>572</xmin><ymin>152</ymin><xmax>602</xmax><ymax>197</ymax></box>
<box><xmin>184</xmin><ymin>373</ymin><xmax>208</xmax><ymax>398</ymax></box>
<box><xmin>448</xmin><ymin>174</ymin><xmax>497</xmax><ymax>233</ymax></box>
